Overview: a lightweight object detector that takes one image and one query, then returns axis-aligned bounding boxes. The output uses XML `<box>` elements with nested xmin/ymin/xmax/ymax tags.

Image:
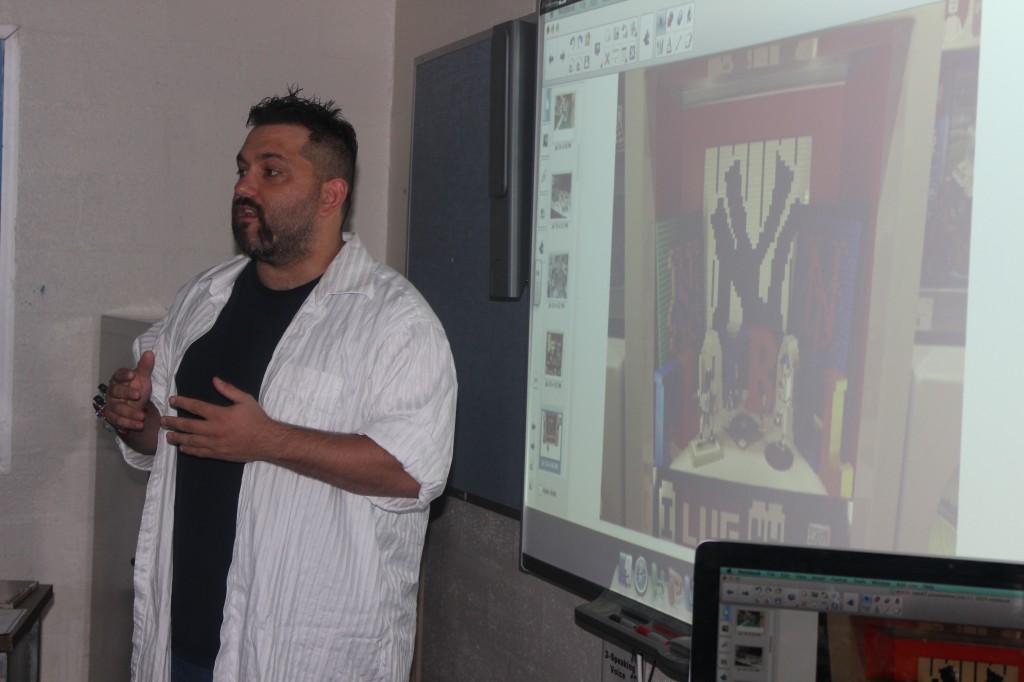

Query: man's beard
<box><xmin>231</xmin><ymin>191</ymin><xmax>319</xmax><ymax>266</ymax></box>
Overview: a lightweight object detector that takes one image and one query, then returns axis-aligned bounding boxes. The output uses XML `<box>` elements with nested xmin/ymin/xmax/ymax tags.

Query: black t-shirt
<box><xmin>171</xmin><ymin>261</ymin><xmax>319</xmax><ymax>668</ymax></box>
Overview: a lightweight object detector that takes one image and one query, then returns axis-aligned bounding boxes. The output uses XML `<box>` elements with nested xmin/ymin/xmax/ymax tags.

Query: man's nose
<box><xmin>234</xmin><ymin>173</ymin><xmax>256</xmax><ymax>198</ymax></box>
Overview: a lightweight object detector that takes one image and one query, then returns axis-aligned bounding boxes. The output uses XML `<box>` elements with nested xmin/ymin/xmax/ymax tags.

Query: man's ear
<box><xmin>320</xmin><ymin>178</ymin><xmax>349</xmax><ymax>217</ymax></box>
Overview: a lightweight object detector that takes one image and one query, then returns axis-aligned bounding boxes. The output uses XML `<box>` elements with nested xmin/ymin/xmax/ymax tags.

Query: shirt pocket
<box><xmin>262</xmin><ymin>363</ymin><xmax>348</xmax><ymax>431</ymax></box>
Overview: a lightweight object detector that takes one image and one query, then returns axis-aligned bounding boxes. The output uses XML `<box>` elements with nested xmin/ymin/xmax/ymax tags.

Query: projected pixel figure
<box><xmin>674</xmin><ymin>139</ymin><xmax>811</xmax><ymax>475</ymax></box>
<box><xmin>652</xmin><ymin>122</ymin><xmax>867</xmax><ymax>548</ymax></box>
<box><xmin>705</xmin><ymin>141</ymin><xmax>808</xmax><ymax>350</ymax></box>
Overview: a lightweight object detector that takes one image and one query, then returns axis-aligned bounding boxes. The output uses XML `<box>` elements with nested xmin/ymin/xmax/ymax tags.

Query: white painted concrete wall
<box><xmin>0</xmin><ymin>0</ymin><xmax>396</xmax><ymax>678</ymax></box>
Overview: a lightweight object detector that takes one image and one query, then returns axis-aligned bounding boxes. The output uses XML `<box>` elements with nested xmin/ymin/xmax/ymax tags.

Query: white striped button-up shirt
<box><xmin>120</xmin><ymin>233</ymin><xmax>457</xmax><ymax>681</ymax></box>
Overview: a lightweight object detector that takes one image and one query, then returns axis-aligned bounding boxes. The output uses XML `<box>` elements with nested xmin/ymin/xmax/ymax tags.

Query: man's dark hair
<box><xmin>247</xmin><ymin>86</ymin><xmax>358</xmax><ymax>221</ymax></box>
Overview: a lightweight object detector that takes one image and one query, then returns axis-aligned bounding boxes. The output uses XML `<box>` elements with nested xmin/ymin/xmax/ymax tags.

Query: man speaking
<box><xmin>97</xmin><ymin>88</ymin><xmax>457</xmax><ymax>682</ymax></box>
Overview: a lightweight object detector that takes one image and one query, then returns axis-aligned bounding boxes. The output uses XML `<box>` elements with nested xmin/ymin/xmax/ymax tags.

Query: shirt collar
<box><xmin>202</xmin><ymin>232</ymin><xmax>376</xmax><ymax>304</ymax></box>
<box><xmin>314</xmin><ymin>232</ymin><xmax>376</xmax><ymax>303</ymax></box>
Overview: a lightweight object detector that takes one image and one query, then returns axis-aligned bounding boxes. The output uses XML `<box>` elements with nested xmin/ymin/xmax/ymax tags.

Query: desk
<box><xmin>0</xmin><ymin>584</ymin><xmax>53</xmax><ymax>682</ymax></box>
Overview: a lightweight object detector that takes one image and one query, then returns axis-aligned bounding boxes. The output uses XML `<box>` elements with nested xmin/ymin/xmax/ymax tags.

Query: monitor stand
<box><xmin>575</xmin><ymin>590</ymin><xmax>691</xmax><ymax>680</ymax></box>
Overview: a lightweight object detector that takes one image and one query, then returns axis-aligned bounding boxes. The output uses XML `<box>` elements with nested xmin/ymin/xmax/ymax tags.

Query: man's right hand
<box><xmin>103</xmin><ymin>351</ymin><xmax>161</xmax><ymax>454</ymax></box>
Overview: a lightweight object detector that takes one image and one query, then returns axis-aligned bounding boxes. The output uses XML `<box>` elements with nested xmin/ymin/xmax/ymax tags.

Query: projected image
<box><xmin>545</xmin><ymin>331</ymin><xmax>564</xmax><ymax>378</ymax></box>
<box><xmin>550</xmin><ymin>173</ymin><xmax>573</xmax><ymax>220</ymax></box>
<box><xmin>547</xmin><ymin>253</ymin><xmax>569</xmax><ymax>300</ymax></box>
<box><xmin>652</xmin><ymin>136</ymin><xmax>868</xmax><ymax>509</ymax></box>
<box><xmin>540</xmin><ymin>409</ymin><xmax>564</xmax><ymax>474</ymax></box>
<box><xmin>554</xmin><ymin>92</ymin><xmax>575</xmax><ymax>132</ymax></box>
<box><xmin>604</xmin><ymin>9</ymin><xmax>971</xmax><ymax>555</ymax></box>
<box><xmin>524</xmin><ymin>0</ymin><xmax>984</xmax><ymax>631</ymax></box>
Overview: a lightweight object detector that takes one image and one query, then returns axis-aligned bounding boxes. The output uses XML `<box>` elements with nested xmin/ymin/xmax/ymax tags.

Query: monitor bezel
<box><xmin>691</xmin><ymin>541</ymin><xmax>1024</xmax><ymax>679</ymax></box>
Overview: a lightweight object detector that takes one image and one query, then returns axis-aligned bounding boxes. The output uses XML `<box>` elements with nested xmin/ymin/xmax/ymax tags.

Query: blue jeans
<box><xmin>171</xmin><ymin>653</ymin><xmax>214</xmax><ymax>682</ymax></box>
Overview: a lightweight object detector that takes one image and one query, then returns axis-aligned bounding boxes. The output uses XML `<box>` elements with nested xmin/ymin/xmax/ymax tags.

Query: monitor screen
<box><xmin>520</xmin><ymin>0</ymin><xmax>1006</xmax><ymax>627</ymax></box>
<box><xmin>691</xmin><ymin>542</ymin><xmax>1024</xmax><ymax>682</ymax></box>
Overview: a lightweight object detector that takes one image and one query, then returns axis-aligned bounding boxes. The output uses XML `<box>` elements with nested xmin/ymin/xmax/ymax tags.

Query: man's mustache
<box><xmin>233</xmin><ymin>197</ymin><xmax>263</xmax><ymax>213</ymax></box>
<box><xmin>232</xmin><ymin>196</ymin><xmax>274</xmax><ymax>244</ymax></box>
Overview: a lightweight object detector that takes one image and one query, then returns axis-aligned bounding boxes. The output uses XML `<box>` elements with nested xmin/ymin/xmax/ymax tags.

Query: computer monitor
<box><xmin>692</xmin><ymin>541</ymin><xmax>1024</xmax><ymax>682</ymax></box>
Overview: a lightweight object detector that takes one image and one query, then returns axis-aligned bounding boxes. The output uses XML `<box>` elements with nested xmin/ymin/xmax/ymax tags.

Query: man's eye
<box><xmin>236</xmin><ymin>169</ymin><xmax>247</xmax><ymax>178</ymax></box>
<box><xmin>265</xmin><ymin>168</ymin><xmax>281</xmax><ymax>177</ymax></box>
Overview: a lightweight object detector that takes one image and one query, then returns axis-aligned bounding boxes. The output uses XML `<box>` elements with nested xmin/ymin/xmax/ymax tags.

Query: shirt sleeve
<box><xmin>115</xmin><ymin>271</ymin><xmax>208</xmax><ymax>471</ymax></box>
<box><xmin>358</xmin><ymin>319</ymin><xmax>457</xmax><ymax>513</ymax></box>
<box><xmin>116</xmin><ymin>318</ymin><xmax>167</xmax><ymax>471</ymax></box>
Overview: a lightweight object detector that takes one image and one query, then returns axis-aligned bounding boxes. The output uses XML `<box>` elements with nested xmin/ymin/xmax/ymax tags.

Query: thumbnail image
<box><xmin>551</xmin><ymin>173</ymin><xmax>573</xmax><ymax>220</ymax></box>
<box><xmin>735</xmin><ymin>609</ymin><xmax>766</xmax><ymax>632</ymax></box>
<box><xmin>554</xmin><ymin>91</ymin><xmax>575</xmax><ymax>131</ymax></box>
<box><xmin>540</xmin><ymin>409</ymin><xmax>564</xmax><ymax>474</ymax></box>
<box><xmin>734</xmin><ymin>645</ymin><xmax>764</xmax><ymax>671</ymax></box>
<box><xmin>546</xmin><ymin>332</ymin><xmax>564</xmax><ymax>377</ymax></box>
<box><xmin>548</xmin><ymin>253</ymin><xmax>569</xmax><ymax>299</ymax></box>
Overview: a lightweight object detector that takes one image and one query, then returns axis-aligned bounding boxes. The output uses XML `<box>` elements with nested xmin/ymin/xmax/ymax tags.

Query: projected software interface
<box><xmin>523</xmin><ymin>0</ymin><xmax>981</xmax><ymax>623</ymax></box>
<box><xmin>716</xmin><ymin>567</ymin><xmax>1024</xmax><ymax>682</ymax></box>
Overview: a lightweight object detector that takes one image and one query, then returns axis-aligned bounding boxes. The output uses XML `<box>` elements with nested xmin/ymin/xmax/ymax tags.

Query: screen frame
<box><xmin>521</xmin><ymin>0</ymin><xmax>983</xmax><ymax>640</ymax></box>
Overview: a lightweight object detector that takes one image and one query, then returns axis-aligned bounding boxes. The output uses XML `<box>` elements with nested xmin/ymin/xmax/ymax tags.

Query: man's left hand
<box><xmin>162</xmin><ymin>377</ymin><xmax>279</xmax><ymax>462</ymax></box>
